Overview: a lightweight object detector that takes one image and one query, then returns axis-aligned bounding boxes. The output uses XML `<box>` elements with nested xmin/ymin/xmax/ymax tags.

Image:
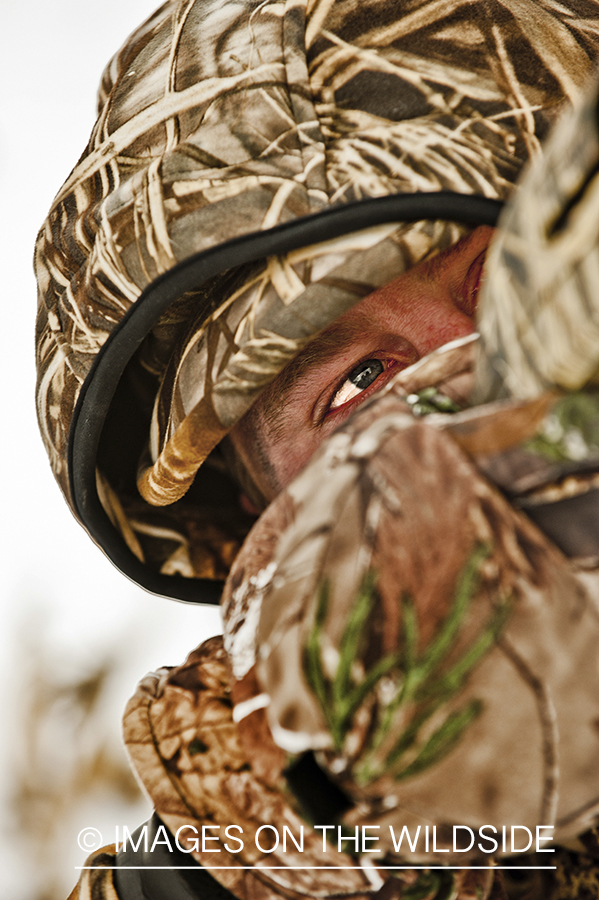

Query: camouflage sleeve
<box><xmin>222</xmin><ymin>339</ymin><xmax>599</xmax><ymax>857</ymax></box>
<box><xmin>475</xmin><ymin>73</ymin><xmax>599</xmax><ymax>403</ymax></box>
<box><xmin>67</xmin><ymin>846</ymin><xmax>120</xmax><ymax>900</ymax></box>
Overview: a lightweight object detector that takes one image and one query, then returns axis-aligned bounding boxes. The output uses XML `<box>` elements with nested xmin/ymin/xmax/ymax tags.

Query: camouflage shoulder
<box><xmin>68</xmin><ymin>845</ymin><xmax>119</xmax><ymax>900</ymax></box>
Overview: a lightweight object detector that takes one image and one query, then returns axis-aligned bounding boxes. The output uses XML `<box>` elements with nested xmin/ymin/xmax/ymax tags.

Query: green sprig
<box><xmin>304</xmin><ymin>545</ymin><xmax>511</xmax><ymax>786</ymax></box>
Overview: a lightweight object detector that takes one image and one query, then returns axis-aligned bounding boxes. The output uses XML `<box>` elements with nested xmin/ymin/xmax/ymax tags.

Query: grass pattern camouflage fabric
<box><xmin>68</xmin><ymin>73</ymin><xmax>599</xmax><ymax>900</ymax></box>
<box><xmin>475</xmin><ymin>70</ymin><xmax>599</xmax><ymax>402</ymax></box>
<box><xmin>35</xmin><ymin>0</ymin><xmax>599</xmax><ymax>592</ymax></box>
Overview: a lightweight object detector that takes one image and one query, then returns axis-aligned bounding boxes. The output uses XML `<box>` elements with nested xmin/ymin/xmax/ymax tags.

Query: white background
<box><xmin>0</xmin><ymin>3</ymin><xmax>222</xmax><ymax>895</ymax></box>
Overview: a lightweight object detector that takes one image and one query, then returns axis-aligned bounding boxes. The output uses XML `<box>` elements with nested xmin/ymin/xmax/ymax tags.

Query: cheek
<box><xmin>267</xmin><ymin>431</ymin><xmax>321</xmax><ymax>490</ymax></box>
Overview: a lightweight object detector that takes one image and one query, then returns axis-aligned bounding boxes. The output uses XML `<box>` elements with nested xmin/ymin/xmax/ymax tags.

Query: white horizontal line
<box><xmin>76</xmin><ymin>865</ymin><xmax>557</xmax><ymax>871</ymax></box>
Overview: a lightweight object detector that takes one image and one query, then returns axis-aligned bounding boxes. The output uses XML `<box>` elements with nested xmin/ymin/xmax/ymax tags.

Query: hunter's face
<box><xmin>230</xmin><ymin>225</ymin><xmax>494</xmax><ymax>502</ymax></box>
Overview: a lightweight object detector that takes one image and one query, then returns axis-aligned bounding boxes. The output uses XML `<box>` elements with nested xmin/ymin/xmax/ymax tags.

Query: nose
<box><xmin>416</xmin><ymin>302</ymin><xmax>476</xmax><ymax>357</ymax></box>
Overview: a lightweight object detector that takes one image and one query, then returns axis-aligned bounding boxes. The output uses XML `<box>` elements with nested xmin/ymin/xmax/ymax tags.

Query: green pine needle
<box><xmin>303</xmin><ymin>544</ymin><xmax>511</xmax><ymax>782</ymax></box>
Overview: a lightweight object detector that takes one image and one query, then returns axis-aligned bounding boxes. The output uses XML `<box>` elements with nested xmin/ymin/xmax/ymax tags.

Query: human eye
<box><xmin>329</xmin><ymin>358</ymin><xmax>385</xmax><ymax>411</ymax></box>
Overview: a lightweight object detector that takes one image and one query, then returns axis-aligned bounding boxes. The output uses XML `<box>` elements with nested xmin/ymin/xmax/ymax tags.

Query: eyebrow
<box><xmin>420</xmin><ymin>231</ymin><xmax>474</xmax><ymax>280</ymax></box>
<box><xmin>258</xmin><ymin>313</ymin><xmax>374</xmax><ymax>435</ymax></box>
<box><xmin>257</xmin><ymin>239</ymin><xmax>472</xmax><ymax>433</ymax></box>
<box><xmin>250</xmin><ymin>230</ymin><xmax>484</xmax><ymax>451</ymax></box>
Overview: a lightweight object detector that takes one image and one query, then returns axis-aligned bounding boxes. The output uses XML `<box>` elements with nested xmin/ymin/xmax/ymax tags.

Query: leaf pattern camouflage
<box><xmin>221</xmin><ymin>340</ymin><xmax>599</xmax><ymax>861</ymax></box>
<box><xmin>303</xmin><ymin>549</ymin><xmax>512</xmax><ymax>782</ymax></box>
<box><xmin>70</xmin><ymin>343</ymin><xmax>599</xmax><ymax>899</ymax></box>
<box><xmin>35</xmin><ymin>0</ymin><xmax>599</xmax><ymax>585</ymax></box>
<box><xmin>67</xmin><ymin>847</ymin><xmax>120</xmax><ymax>900</ymax></box>
<box><xmin>79</xmin><ymin>636</ymin><xmax>506</xmax><ymax>900</ymax></box>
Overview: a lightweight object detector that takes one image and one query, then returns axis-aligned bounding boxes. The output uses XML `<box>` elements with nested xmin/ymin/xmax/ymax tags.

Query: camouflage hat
<box><xmin>34</xmin><ymin>0</ymin><xmax>599</xmax><ymax>601</ymax></box>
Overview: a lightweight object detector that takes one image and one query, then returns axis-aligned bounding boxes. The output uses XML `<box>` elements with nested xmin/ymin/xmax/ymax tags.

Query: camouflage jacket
<box><xmin>36</xmin><ymin>1</ymin><xmax>599</xmax><ymax>898</ymax></box>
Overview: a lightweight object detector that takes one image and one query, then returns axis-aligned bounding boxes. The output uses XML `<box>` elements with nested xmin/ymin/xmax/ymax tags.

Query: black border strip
<box><xmin>69</xmin><ymin>191</ymin><xmax>503</xmax><ymax>604</ymax></box>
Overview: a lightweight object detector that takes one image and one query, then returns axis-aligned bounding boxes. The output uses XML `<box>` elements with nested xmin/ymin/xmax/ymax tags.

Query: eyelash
<box><xmin>324</xmin><ymin>356</ymin><xmax>398</xmax><ymax>419</ymax></box>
